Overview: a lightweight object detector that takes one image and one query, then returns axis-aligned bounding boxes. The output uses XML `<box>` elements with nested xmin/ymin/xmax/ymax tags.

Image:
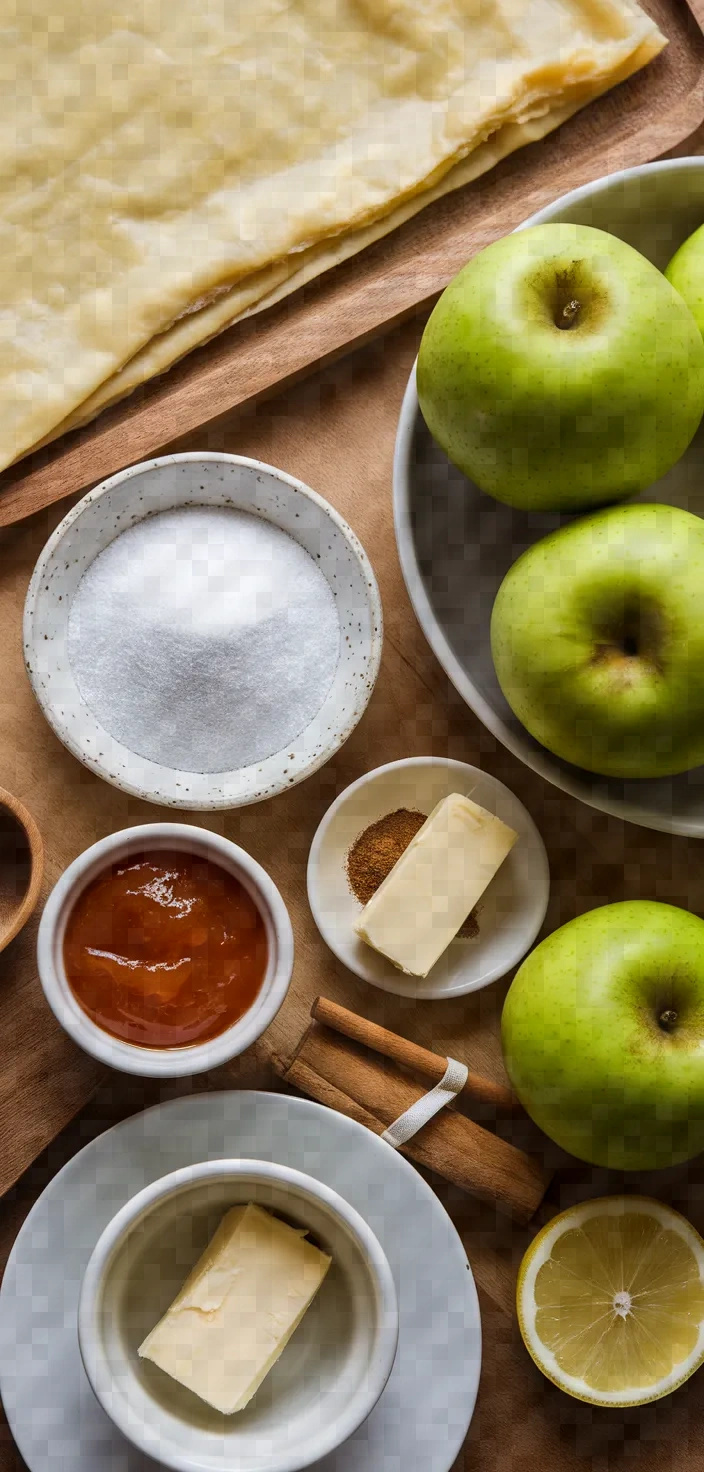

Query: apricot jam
<box><xmin>63</xmin><ymin>849</ymin><xmax>268</xmax><ymax>1049</ymax></box>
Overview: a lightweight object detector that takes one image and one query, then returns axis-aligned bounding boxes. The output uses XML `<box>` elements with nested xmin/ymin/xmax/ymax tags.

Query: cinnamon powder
<box><xmin>346</xmin><ymin>807</ymin><xmax>479</xmax><ymax>939</ymax></box>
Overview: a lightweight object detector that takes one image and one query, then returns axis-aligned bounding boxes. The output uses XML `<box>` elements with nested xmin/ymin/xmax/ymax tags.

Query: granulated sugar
<box><xmin>67</xmin><ymin>506</ymin><xmax>341</xmax><ymax>772</ymax></box>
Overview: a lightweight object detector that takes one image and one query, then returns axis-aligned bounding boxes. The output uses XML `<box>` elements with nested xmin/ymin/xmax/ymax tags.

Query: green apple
<box><xmin>666</xmin><ymin>225</ymin><xmax>704</xmax><ymax>338</ymax></box>
<box><xmin>490</xmin><ymin>501</ymin><xmax>704</xmax><ymax>779</ymax></box>
<box><xmin>417</xmin><ymin>222</ymin><xmax>704</xmax><ymax>512</ymax></box>
<box><xmin>502</xmin><ymin>900</ymin><xmax>704</xmax><ymax>1172</ymax></box>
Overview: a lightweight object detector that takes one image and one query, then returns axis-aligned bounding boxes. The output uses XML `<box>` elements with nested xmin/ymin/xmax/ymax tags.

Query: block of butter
<box><xmin>354</xmin><ymin>793</ymin><xmax>517</xmax><ymax>978</ymax></box>
<box><xmin>138</xmin><ymin>1201</ymin><xmax>331</xmax><ymax>1414</ymax></box>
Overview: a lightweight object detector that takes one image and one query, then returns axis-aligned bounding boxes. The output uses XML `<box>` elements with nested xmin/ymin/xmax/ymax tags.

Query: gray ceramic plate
<box><xmin>394</xmin><ymin>158</ymin><xmax>704</xmax><ymax>837</ymax></box>
<box><xmin>0</xmin><ymin>1091</ymin><xmax>481</xmax><ymax>1472</ymax></box>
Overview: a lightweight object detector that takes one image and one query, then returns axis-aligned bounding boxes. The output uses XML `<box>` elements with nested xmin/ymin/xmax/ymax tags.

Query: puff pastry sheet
<box><xmin>3</xmin><ymin>0</ymin><xmax>665</xmax><ymax>467</ymax></box>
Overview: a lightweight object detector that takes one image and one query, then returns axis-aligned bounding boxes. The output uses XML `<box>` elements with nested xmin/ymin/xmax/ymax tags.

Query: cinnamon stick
<box><xmin>271</xmin><ymin>1054</ymin><xmax>391</xmax><ymax>1137</ymax></box>
<box><xmin>271</xmin><ymin>1053</ymin><xmax>521</xmax><ymax>1318</ymax></box>
<box><xmin>311</xmin><ymin>996</ymin><xmax>521</xmax><ymax>1116</ymax></box>
<box><xmin>287</xmin><ymin>1024</ymin><xmax>550</xmax><ymax>1223</ymax></box>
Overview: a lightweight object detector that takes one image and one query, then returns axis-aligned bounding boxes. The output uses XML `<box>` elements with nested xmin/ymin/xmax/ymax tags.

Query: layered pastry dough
<box><xmin>3</xmin><ymin>0</ymin><xmax>665</xmax><ymax>468</ymax></box>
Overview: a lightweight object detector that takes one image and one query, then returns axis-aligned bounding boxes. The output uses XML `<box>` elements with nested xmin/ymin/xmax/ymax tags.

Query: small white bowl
<box><xmin>307</xmin><ymin>756</ymin><xmax>549</xmax><ymax>999</ymax></box>
<box><xmin>37</xmin><ymin>824</ymin><xmax>294</xmax><ymax>1077</ymax></box>
<box><xmin>77</xmin><ymin>1158</ymin><xmax>399</xmax><ymax>1472</ymax></box>
<box><xmin>24</xmin><ymin>452</ymin><xmax>383</xmax><ymax>810</ymax></box>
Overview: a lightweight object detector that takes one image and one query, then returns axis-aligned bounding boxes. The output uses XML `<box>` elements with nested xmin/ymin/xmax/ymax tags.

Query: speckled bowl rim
<box><xmin>23</xmin><ymin>453</ymin><xmax>383</xmax><ymax>811</ymax></box>
<box><xmin>37</xmin><ymin>823</ymin><xmax>294</xmax><ymax>1077</ymax></box>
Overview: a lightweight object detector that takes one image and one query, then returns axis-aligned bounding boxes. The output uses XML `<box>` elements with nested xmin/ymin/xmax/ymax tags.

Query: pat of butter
<box><xmin>138</xmin><ymin>1202</ymin><xmax>331</xmax><ymax>1415</ymax></box>
<box><xmin>354</xmin><ymin>793</ymin><xmax>517</xmax><ymax>978</ymax></box>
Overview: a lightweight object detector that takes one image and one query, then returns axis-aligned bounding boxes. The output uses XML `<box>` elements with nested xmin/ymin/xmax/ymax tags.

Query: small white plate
<box><xmin>307</xmin><ymin>756</ymin><xmax>549</xmax><ymax>999</ymax></box>
<box><xmin>0</xmin><ymin>1091</ymin><xmax>481</xmax><ymax>1472</ymax></box>
<box><xmin>23</xmin><ymin>453</ymin><xmax>383</xmax><ymax>810</ymax></box>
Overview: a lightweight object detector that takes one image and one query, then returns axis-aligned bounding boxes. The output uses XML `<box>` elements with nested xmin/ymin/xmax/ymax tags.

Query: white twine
<box><xmin>381</xmin><ymin>1057</ymin><xmax>469</xmax><ymax>1149</ymax></box>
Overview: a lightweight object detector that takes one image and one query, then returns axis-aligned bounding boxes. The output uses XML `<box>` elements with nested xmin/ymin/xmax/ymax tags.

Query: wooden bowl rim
<box><xmin>0</xmin><ymin>785</ymin><xmax>44</xmax><ymax>951</ymax></box>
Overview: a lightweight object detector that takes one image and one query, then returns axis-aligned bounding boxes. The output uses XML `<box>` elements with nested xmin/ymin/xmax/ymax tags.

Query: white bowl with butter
<box><xmin>78</xmin><ymin>1158</ymin><xmax>399</xmax><ymax>1472</ymax></box>
<box><xmin>307</xmin><ymin>756</ymin><xmax>549</xmax><ymax>998</ymax></box>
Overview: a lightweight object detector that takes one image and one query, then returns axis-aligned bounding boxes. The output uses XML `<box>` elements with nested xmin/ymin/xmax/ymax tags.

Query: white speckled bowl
<box><xmin>24</xmin><ymin>453</ymin><xmax>383</xmax><ymax>809</ymax></box>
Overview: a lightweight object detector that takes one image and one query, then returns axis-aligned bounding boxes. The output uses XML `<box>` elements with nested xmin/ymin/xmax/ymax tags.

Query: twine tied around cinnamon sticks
<box><xmin>381</xmin><ymin>1054</ymin><xmax>469</xmax><ymax>1148</ymax></box>
<box><xmin>272</xmin><ymin>997</ymin><xmax>552</xmax><ymax>1224</ymax></box>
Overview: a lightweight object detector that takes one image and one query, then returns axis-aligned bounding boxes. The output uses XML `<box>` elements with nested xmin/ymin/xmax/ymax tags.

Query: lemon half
<box><xmin>517</xmin><ymin>1196</ymin><xmax>704</xmax><ymax>1406</ymax></box>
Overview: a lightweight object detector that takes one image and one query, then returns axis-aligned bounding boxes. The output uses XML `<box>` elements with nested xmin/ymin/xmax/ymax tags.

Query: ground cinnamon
<box><xmin>346</xmin><ymin>808</ymin><xmax>425</xmax><ymax>905</ymax></box>
<box><xmin>346</xmin><ymin>807</ymin><xmax>479</xmax><ymax>938</ymax></box>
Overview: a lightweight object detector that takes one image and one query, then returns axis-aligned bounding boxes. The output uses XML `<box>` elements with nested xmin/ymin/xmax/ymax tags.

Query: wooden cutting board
<box><xmin>0</xmin><ymin>0</ymin><xmax>702</xmax><ymax>529</ymax></box>
<box><xmin>6</xmin><ymin>319</ymin><xmax>704</xmax><ymax>1472</ymax></box>
<box><xmin>4</xmin><ymin>309</ymin><xmax>704</xmax><ymax>1213</ymax></box>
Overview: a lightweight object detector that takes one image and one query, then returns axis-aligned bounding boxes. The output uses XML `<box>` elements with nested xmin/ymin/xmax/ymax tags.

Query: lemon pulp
<box><xmin>518</xmin><ymin>1197</ymin><xmax>704</xmax><ymax>1405</ymax></box>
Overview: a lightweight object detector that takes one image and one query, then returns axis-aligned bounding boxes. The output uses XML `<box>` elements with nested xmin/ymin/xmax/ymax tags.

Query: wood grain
<box><xmin>0</xmin><ymin>919</ymin><xmax>104</xmax><ymax>1196</ymax></box>
<box><xmin>0</xmin><ymin>0</ymin><xmax>701</xmax><ymax>528</ymax></box>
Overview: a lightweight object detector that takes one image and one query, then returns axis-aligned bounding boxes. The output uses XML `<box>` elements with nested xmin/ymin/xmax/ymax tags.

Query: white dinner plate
<box><xmin>307</xmin><ymin>757</ymin><xmax>549</xmax><ymax>998</ymax></box>
<box><xmin>0</xmin><ymin>1091</ymin><xmax>481</xmax><ymax>1472</ymax></box>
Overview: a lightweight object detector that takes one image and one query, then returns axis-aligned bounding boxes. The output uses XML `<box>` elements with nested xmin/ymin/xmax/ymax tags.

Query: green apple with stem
<box><xmin>501</xmin><ymin>901</ymin><xmax>704</xmax><ymax>1172</ymax></box>
<box><xmin>490</xmin><ymin>501</ymin><xmax>704</xmax><ymax>779</ymax></box>
<box><xmin>417</xmin><ymin>222</ymin><xmax>704</xmax><ymax>511</ymax></box>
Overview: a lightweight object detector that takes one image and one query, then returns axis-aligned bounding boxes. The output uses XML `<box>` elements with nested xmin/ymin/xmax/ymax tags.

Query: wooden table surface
<box><xmin>4</xmin><ymin>125</ymin><xmax>704</xmax><ymax>1472</ymax></box>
